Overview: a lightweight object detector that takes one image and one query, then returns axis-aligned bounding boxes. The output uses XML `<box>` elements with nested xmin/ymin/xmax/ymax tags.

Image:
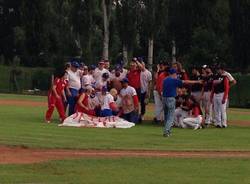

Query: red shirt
<box><xmin>192</xmin><ymin>105</ymin><xmax>202</xmax><ymax>117</ymax></box>
<box><xmin>156</xmin><ymin>72</ymin><xmax>168</xmax><ymax>93</ymax></box>
<box><xmin>127</xmin><ymin>69</ymin><xmax>141</xmax><ymax>89</ymax></box>
<box><xmin>53</xmin><ymin>78</ymin><xmax>68</xmax><ymax>95</ymax></box>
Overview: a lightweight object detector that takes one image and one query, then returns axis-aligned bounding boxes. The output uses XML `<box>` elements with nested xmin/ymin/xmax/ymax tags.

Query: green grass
<box><xmin>0</xmin><ymin>93</ymin><xmax>45</xmax><ymax>101</ymax></box>
<box><xmin>0</xmin><ymin>103</ymin><xmax>250</xmax><ymax>151</ymax></box>
<box><xmin>1</xmin><ymin>158</ymin><xmax>250</xmax><ymax>184</ymax></box>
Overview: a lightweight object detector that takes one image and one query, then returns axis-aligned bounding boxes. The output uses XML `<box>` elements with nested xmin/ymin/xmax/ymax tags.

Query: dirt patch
<box><xmin>1</xmin><ymin>146</ymin><xmax>250</xmax><ymax>164</ymax></box>
<box><xmin>0</xmin><ymin>99</ymin><xmax>46</xmax><ymax>107</ymax></box>
<box><xmin>228</xmin><ymin>120</ymin><xmax>250</xmax><ymax>127</ymax></box>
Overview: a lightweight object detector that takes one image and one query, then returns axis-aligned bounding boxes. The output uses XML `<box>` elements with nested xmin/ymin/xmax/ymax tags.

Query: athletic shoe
<box><xmin>163</xmin><ymin>132</ymin><xmax>171</xmax><ymax>137</ymax></box>
<box><xmin>216</xmin><ymin>125</ymin><xmax>221</xmax><ymax>128</ymax></box>
<box><xmin>222</xmin><ymin>125</ymin><xmax>227</xmax><ymax>128</ymax></box>
<box><xmin>194</xmin><ymin>124</ymin><xmax>201</xmax><ymax>130</ymax></box>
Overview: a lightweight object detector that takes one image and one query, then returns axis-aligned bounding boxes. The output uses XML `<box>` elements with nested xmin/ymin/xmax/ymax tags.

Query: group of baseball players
<box><xmin>45</xmin><ymin>57</ymin><xmax>236</xmax><ymax>137</ymax></box>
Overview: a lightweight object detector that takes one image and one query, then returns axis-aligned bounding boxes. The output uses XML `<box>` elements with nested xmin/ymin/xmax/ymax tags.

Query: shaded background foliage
<box><xmin>0</xmin><ymin>0</ymin><xmax>249</xmax><ymax>71</ymax></box>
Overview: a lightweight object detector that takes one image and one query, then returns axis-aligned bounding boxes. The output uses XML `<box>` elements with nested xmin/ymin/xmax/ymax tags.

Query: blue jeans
<box><xmin>100</xmin><ymin>109</ymin><xmax>113</xmax><ymax>117</ymax></box>
<box><xmin>67</xmin><ymin>88</ymin><xmax>79</xmax><ymax>116</ymax></box>
<box><xmin>140</xmin><ymin>92</ymin><xmax>146</xmax><ymax>116</ymax></box>
<box><xmin>163</xmin><ymin>97</ymin><xmax>176</xmax><ymax>134</ymax></box>
<box><xmin>122</xmin><ymin>111</ymin><xmax>138</xmax><ymax>123</ymax></box>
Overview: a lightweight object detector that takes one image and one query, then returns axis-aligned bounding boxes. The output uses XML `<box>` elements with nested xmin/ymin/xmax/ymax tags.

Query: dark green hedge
<box><xmin>0</xmin><ymin>65</ymin><xmax>53</xmax><ymax>93</ymax></box>
<box><xmin>229</xmin><ymin>74</ymin><xmax>250</xmax><ymax>108</ymax></box>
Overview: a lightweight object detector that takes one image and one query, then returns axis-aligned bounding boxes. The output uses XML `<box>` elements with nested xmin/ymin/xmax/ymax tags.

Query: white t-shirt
<box><xmin>120</xmin><ymin>86</ymin><xmax>137</xmax><ymax>113</ymax></box>
<box><xmin>223</xmin><ymin>71</ymin><xmax>235</xmax><ymax>82</ymax></box>
<box><xmin>95</xmin><ymin>79</ymin><xmax>108</xmax><ymax>91</ymax></box>
<box><xmin>110</xmin><ymin>73</ymin><xmax>124</xmax><ymax>81</ymax></box>
<box><xmin>101</xmin><ymin>93</ymin><xmax>114</xmax><ymax>110</ymax></box>
<box><xmin>88</xmin><ymin>95</ymin><xmax>100</xmax><ymax>110</ymax></box>
<box><xmin>120</xmin><ymin>86</ymin><xmax>137</xmax><ymax>97</ymax></box>
<box><xmin>66</xmin><ymin>69</ymin><xmax>82</xmax><ymax>90</ymax></box>
<box><xmin>93</xmin><ymin>68</ymin><xmax>110</xmax><ymax>81</ymax></box>
<box><xmin>82</xmin><ymin>74</ymin><xmax>95</xmax><ymax>88</ymax></box>
<box><xmin>140</xmin><ymin>69</ymin><xmax>152</xmax><ymax>93</ymax></box>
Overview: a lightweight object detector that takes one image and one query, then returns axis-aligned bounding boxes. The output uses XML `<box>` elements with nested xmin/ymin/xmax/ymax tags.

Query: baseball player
<box><xmin>120</xmin><ymin>78</ymin><xmax>139</xmax><ymax>123</ymax></box>
<box><xmin>210</xmin><ymin>64</ymin><xmax>230</xmax><ymax>128</ymax></box>
<box><xmin>201</xmin><ymin>65</ymin><xmax>214</xmax><ymax>126</ymax></box>
<box><xmin>65</xmin><ymin>60</ymin><xmax>82</xmax><ymax>116</ymax></box>
<box><xmin>45</xmin><ymin>71</ymin><xmax>68</xmax><ymax>123</ymax></box>
<box><xmin>182</xmin><ymin>96</ymin><xmax>203</xmax><ymax>130</ymax></box>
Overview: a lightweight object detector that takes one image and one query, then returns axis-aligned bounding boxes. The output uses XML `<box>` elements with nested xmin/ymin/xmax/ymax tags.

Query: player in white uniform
<box><xmin>93</xmin><ymin>60</ymin><xmax>110</xmax><ymax>82</ymax></box>
<box><xmin>139</xmin><ymin>61</ymin><xmax>152</xmax><ymax>122</ymax></box>
<box><xmin>81</xmin><ymin>66</ymin><xmax>95</xmax><ymax>90</ymax></box>
<box><xmin>99</xmin><ymin>87</ymin><xmax>118</xmax><ymax>117</ymax></box>
<box><xmin>65</xmin><ymin>60</ymin><xmax>82</xmax><ymax>115</ymax></box>
<box><xmin>120</xmin><ymin>78</ymin><xmax>139</xmax><ymax>123</ymax></box>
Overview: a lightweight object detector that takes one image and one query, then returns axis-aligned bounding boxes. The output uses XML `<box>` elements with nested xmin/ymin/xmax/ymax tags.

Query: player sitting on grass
<box><xmin>75</xmin><ymin>86</ymin><xmax>96</xmax><ymax>116</ymax></box>
<box><xmin>45</xmin><ymin>71</ymin><xmax>68</xmax><ymax>123</ymax></box>
<box><xmin>182</xmin><ymin>96</ymin><xmax>203</xmax><ymax>130</ymax></box>
<box><xmin>99</xmin><ymin>87</ymin><xmax>119</xmax><ymax>117</ymax></box>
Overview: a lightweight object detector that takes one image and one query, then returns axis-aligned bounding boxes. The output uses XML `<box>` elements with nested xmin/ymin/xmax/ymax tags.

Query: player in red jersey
<box><xmin>45</xmin><ymin>71</ymin><xmax>68</xmax><ymax>123</ymax></box>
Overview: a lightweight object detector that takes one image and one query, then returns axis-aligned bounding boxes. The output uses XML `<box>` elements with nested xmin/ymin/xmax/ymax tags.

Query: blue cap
<box><xmin>89</xmin><ymin>65</ymin><xmax>96</xmax><ymax>70</ymax></box>
<box><xmin>70</xmin><ymin>60</ymin><xmax>80</xmax><ymax>68</ymax></box>
<box><xmin>121</xmin><ymin>78</ymin><xmax>129</xmax><ymax>83</ymax></box>
<box><xmin>102</xmin><ymin>72</ymin><xmax>109</xmax><ymax>79</ymax></box>
<box><xmin>102</xmin><ymin>86</ymin><xmax>108</xmax><ymax>92</ymax></box>
<box><xmin>169</xmin><ymin>68</ymin><xmax>177</xmax><ymax>75</ymax></box>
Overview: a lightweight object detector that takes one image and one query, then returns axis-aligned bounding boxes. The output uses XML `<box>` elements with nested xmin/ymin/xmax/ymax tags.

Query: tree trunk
<box><xmin>148</xmin><ymin>37</ymin><xmax>154</xmax><ymax>72</ymax></box>
<box><xmin>122</xmin><ymin>44</ymin><xmax>128</xmax><ymax>66</ymax></box>
<box><xmin>172</xmin><ymin>40</ymin><xmax>176</xmax><ymax>63</ymax></box>
<box><xmin>102</xmin><ymin>0</ymin><xmax>109</xmax><ymax>60</ymax></box>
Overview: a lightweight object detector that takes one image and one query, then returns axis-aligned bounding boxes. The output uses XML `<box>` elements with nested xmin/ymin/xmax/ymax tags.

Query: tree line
<box><xmin>0</xmin><ymin>0</ymin><xmax>249</xmax><ymax>72</ymax></box>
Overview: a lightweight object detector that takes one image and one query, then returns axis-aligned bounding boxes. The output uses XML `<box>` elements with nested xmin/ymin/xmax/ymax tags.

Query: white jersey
<box><xmin>110</xmin><ymin>73</ymin><xmax>124</xmax><ymax>82</ymax></box>
<box><xmin>93</xmin><ymin>68</ymin><xmax>110</xmax><ymax>81</ymax></box>
<box><xmin>66</xmin><ymin>69</ymin><xmax>82</xmax><ymax>90</ymax></box>
<box><xmin>88</xmin><ymin>95</ymin><xmax>100</xmax><ymax>110</ymax></box>
<box><xmin>223</xmin><ymin>71</ymin><xmax>235</xmax><ymax>82</ymax></box>
<box><xmin>101</xmin><ymin>93</ymin><xmax>114</xmax><ymax>110</ymax></box>
<box><xmin>120</xmin><ymin>86</ymin><xmax>137</xmax><ymax>97</ymax></box>
<box><xmin>140</xmin><ymin>69</ymin><xmax>152</xmax><ymax>93</ymax></box>
<box><xmin>82</xmin><ymin>74</ymin><xmax>95</xmax><ymax>88</ymax></box>
<box><xmin>95</xmin><ymin>79</ymin><xmax>108</xmax><ymax>91</ymax></box>
<box><xmin>120</xmin><ymin>86</ymin><xmax>137</xmax><ymax>114</ymax></box>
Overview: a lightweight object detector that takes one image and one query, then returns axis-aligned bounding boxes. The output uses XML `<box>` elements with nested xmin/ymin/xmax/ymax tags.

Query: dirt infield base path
<box><xmin>1</xmin><ymin>146</ymin><xmax>250</xmax><ymax>164</ymax></box>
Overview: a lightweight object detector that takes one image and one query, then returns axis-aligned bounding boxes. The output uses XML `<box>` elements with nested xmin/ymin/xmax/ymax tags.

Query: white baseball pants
<box><xmin>183</xmin><ymin>115</ymin><xmax>203</xmax><ymax>129</ymax></box>
<box><xmin>153</xmin><ymin>90</ymin><xmax>164</xmax><ymax>121</ymax></box>
<box><xmin>202</xmin><ymin>91</ymin><xmax>213</xmax><ymax>124</ymax></box>
<box><xmin>213</xmin><ymin>93</ymin><xmax>227</xmax><ymax>127</ymax></box>
<box><xmin>174</xmin><ymin>108</ymin><xmax>189</xmax><ymax>128</ymax></box>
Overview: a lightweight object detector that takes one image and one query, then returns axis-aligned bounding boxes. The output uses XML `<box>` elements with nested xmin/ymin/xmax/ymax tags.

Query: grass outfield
<box><xmin>0</xmin><ymin>94</ymin><xmax>250</xmax><ymax>151</ymax></box>
<box><xmin>1</xmin><ymin>158</ymin><xmax>250</xmax><ymax>184</ymax></box>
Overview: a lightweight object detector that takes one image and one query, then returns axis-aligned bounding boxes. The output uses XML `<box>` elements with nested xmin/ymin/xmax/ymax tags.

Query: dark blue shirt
<box><xmin>163</xmin><ymin>77</ymin><xmax>183</xmax><ymax>97</ymax></box>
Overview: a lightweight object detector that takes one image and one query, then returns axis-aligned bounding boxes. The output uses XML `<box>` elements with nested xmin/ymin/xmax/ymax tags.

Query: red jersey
<box><xmin>76</xmin><ymin>93</ymin><xmax>96</xmax><ymax>116</ymax></box>
<box><xmin>127</xmin><ymin>69</ymin><xmax>141</xmax><ymax>89</ymax></box>
<box><xmin>192</xmin><ymin>105</ymin><xmax>202</xmax><ymax>117</ymax></box>
<box><xmin>156</xmin><ymin>72</ymin><xmax>168</xmax><ymax>93</ymax></box>
<box><xmin>53</xmin><ymin>78</ymin><xmax>68</xmax><ymax>95</ymax></box>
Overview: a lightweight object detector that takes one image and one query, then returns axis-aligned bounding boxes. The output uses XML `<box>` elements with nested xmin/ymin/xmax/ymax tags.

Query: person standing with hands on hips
<box><xmin>162</xmin><ymin>68</ymin><xmax>203</xmax><ymax>137</ymax></box>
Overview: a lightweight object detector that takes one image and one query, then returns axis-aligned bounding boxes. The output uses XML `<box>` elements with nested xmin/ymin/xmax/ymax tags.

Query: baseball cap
<box><xmin>89</xmin><ymin>65</ymin><xmax>96</xmax><ymax>70</ymax></box>
<box><xmin>71</xmin><ymin>60</ymin><xmax>80</xmax><ymax>68</ymax></box>
<box><xmin>102</xmin><ymin>86</ymin><xmax>108</xmax><ymax>92</ymax></box>
<box><xmin>102</xmin><ymin>72</ymin><xmax>109</xmax><ymax>79</ymax></box>
<box><xmin>202</xmin><ymin>65</ymin><xmax>208</xmax><ymax>69</ymax></box>
<box><xmin>99</xmin><ymin>60</ymin><xmax>105</xmax><ymax>65</ymax></box>
<box><xmin>121</xmin><ymin>78</ymin><xmax>129</xmax><ymax>83</ymax></box>
<box><xmin>169</xmin><ymin>68</ymin><xmax>177</xmax><ymax>75</ymax></box>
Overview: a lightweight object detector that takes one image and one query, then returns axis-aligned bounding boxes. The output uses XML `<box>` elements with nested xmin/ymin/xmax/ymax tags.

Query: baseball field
<box><xmin>0</xmin><ymin>93</ymin><xmax>250</xmax><ymax>184</ymax></box>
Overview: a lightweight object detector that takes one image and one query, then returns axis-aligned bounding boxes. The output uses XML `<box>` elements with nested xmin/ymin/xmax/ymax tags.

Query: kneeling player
<box><xmin>182</xmin><ymin>96</ymin><xmax>203</xmax><ymax>130</ymax></box>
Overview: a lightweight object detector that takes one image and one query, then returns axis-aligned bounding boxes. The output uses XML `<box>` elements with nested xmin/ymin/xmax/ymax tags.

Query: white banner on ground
<box><xmin>59</xmin><ymin>112</ymin><xmax>135</xmax><ymax>128</ymax></box>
